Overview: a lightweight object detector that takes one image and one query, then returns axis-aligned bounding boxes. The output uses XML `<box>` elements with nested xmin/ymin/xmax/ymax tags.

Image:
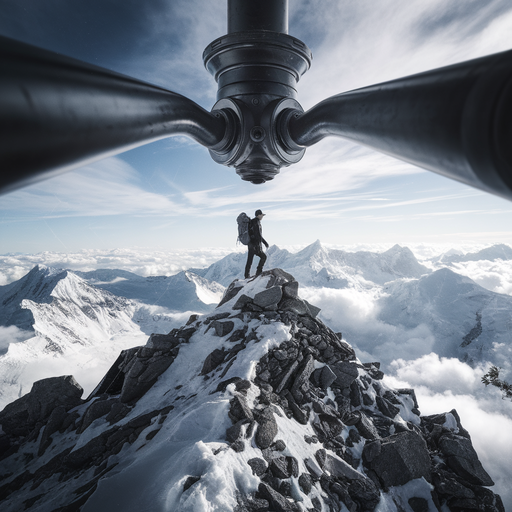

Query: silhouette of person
<box><xmin>244</xmin><ymin>209</ymin><xmax>269</xmax><ymax>278</ymax></box>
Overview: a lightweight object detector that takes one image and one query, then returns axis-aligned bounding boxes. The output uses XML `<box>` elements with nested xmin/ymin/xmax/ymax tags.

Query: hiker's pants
<box><xmin>245</xmin><ymin>244</ymin><xmax>267</xmax><ymax>278</ymax></box>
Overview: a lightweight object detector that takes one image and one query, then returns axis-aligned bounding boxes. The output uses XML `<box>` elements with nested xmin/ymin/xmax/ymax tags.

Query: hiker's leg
<box><xmin>245</xmin><ymin>246</ymin><xmax>255</xmax><ymax>278</ymax></box>
<box><xmin>255</xmin><ymin>248</ymin><xmax>267</xmax><ymax>275</ymax></box>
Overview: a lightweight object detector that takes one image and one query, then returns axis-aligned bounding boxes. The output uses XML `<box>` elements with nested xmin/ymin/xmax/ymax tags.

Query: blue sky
<box><xmin>2</xmin><ymin>0</ymin><xmax>512</xmax><ymax>253</ymax></box>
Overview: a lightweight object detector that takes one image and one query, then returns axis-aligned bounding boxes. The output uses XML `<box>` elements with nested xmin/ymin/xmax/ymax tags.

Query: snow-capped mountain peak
<box><xmin>194</xmin><ymin>241</ymin><xmax>430</xmax><ymax>289</ymax></box>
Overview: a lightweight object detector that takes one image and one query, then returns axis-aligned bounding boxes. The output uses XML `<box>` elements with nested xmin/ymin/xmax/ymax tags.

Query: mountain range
<box><xmin>3</xmin><ymin>241</ymin><xmax>512</xmax><ymax>411</ymax></box>
<box><xmin>0</xmin><ymin>242</ymin><xmax>511</xmax><ymax>509</ymax></box>
<box><xmin>430</xmin><ymin>243</ymin><xmax>512</xmax><ymax>265</ymax></box>
<box><xmin>0</xmin><ymin>265</ymin><xmax>224</xmax><ymax>410</ymax></box>
<box><xmin>194</xmin><ymin>241</ymin><xmax>430</xmax><ymax>288</ymax></box>
<box><xmin>74</xmin><ymin>268</ymin><xmax>224</xmax><ymax>312</ymax></box>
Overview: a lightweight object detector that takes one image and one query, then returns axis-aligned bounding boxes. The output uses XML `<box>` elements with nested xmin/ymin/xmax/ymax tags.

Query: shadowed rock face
<box><xmin>0</xmin><ymin>375</ymin><xmax>83</xmax><ymax>437</ymax></box>
<box><xmin>0</xmin><ymin>269</ymin><xmax>504</xmax><ymax>512</ymax></box>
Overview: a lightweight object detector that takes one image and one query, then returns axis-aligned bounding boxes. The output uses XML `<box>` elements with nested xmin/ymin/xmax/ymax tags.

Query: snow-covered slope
<box><xmin>75</xmin><ymin>269</ymin><xmax>224</xmax><ymax>312</ymax></box>
<box><xmin>195</xmin><ymin>241</ymin><xmax>429</xmax><ymax>289</ymax></box>
<box><xmin>0</xmin><ymin>265</ymin><xmax>146</xmax><ymax>409</ymax></box>
<box><xmin>377</xmin><ymin>268</ymin><xmax>512</xmax><ymax>365</ymax></box>
<box><xmin>0</xmin><ymin>270</ymin><xmax>502</xmax><ymax>512</ymax></box>
<box><xmin>0</xmin><ymin>265</ymin><xmax>138</xmax><ymax>345</ymax></box>
<box><xmin>0</xmin><ymin>265</ymin><xmax>224</xmax><ymax>410</ymax></box>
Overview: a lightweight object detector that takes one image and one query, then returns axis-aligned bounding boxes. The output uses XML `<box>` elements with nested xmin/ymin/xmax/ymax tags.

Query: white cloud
<box><xmin>0</xmin><ymin>158</ymin><xmax>196</xmax><ymax>219</ymax></box>
<box><xmin>0</xmin><ymin>326</ymin><xmax>33</xmax><ymax>353</ymax></box>
<box><xmin>299</xmin><ymin>286</ymin><xmax>438</xmax><ymax>366</ymax></box>
<box><xmin>445</xmin><ymin>260</ymin><xmax>512</xmax><ymax>295</ymax></box>
<box><xmin>0</xmin><ymin>246</ymin><xmax>243</xmax><ymax>285</ymax></box>
<box><xmin>387</xmin><ymin>353</ymin><xmax>489</xmax><ymax>396</ymax></box>
<box><xmin>295</xmin><ymin>0</ymin><xmax>512</xmax><ymax>110</ymax></box>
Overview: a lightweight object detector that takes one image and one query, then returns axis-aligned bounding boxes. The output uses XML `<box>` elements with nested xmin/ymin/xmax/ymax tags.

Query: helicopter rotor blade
<box><xmin>287</xmin><ymin>50</ymin><xmax>512</xmax><ymax>200</ymax></box>
<box><xmin>0</xmin><ymin>35</ymin><xmax>228</xmax><ymax>195</ymax></box>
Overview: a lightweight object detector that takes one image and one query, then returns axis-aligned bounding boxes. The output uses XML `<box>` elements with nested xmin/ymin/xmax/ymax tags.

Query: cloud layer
<box><xmin>0</xmin><ymin>246</ymin><xmax>242</xmax><ymax>286</ymax></box>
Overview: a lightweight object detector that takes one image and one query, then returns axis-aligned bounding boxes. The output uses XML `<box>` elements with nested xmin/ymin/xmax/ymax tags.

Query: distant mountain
<box><xmin>0</xmin><ymin>265</ymin><xmax>136</xmax><ymax>341</ymax></box>
<box><xmin>75</xmin><ymin>269</ymin><xmax>225</xmax><ymax>313</ymax></box>
<box><xmin>194</xmin><ymin>241</ymin><xmax>430</xmax><ymax>288</ymax></box>
<box><xmin>432</xmin><ymin>244</ymin><xmax>512</xmax><ymax>264</ymax></box>
<box><xmin>377</xmin><ymin>268</ymin><xmax>512</xmax><ymax>365</ymax></box>
<box><xmin>0</xmin><ymin>265</ymin><xmax>145</xmax><ymax>409</ymax></box>
<box><xmin>0</xmin><ymin>265</ymin><xmax>224</xmax><ymax>409</ymax></box>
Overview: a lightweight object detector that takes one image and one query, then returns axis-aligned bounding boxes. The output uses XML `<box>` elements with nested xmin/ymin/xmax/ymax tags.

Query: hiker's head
<box><xmin>255</xmin><ymin>209</ymin><xmax>265</xmax><ymax>220</ymax></box>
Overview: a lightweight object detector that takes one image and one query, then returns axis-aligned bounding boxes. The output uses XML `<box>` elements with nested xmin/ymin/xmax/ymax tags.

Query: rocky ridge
<box><xmin>0</xmin><ymin>269</ymin><xmax>503</xmax><ymax>511</ymax></box>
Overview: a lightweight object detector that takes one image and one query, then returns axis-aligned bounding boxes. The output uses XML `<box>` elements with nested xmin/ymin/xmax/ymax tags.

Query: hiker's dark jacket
<box><xmin>249</xmin><ymin>218</ymin><xmax>267</xmax><ymax>248</ymax></box>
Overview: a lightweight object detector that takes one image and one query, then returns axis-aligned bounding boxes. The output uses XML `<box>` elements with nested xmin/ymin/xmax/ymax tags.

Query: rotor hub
<box><xmin>203</xmin><ymin>31</ymin><xmax>312</xmax><ymax>183</ymax></box>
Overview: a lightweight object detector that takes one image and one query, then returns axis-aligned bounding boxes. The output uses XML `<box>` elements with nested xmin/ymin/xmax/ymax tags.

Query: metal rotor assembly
<box><xmin>1</xmin><ymin>0</ymin><xmax>512</xmax><ymax>198</ymax></box>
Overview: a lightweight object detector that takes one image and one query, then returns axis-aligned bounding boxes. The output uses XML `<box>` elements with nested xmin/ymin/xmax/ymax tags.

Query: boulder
<box><xmin>248</xmin><ymin>457</ymin><xmax>268</xmax><ymax>476</ymax></box>
<box><xmin>217</xmin><ymin>283</ymin><xmax>243</xmax><ymax>307</ymax></box>
<box><xmin>146</xmin><ymin>333</ymin><xmax>181</xmax><ymax>350</ymax></box>
<box><xmin>438</xmin><ymin>434</ymin><xmax>494</xmax><ymax>486</ymax></box>
<box><xmin>291</xmin><ymin>354</ymin><xmax>315</xmax><ymax>400</ymax></box>
<box><xmin>331</xmin><ymin>361</ymin><xmax>359</xmax><ymax>388</ymax></box>
<box><xmin>263</xmin><ymin>268</ymin><xmax>295</xmax><ymax>288</ymax></box>
<box><xmin>233</xmin><ymin>294</ymin><xmax>253</xmax><ymax>310</ymax></box>
<box><xmin>229</xmin><ymin>395</ymin><xmax>254</xmax><ymax>423</ymax></box>
<box><xmin>278</xmin><ymin>297</ymin><xmax>310</xmax><ymax>316</ymax></box>
<box><xmin>77</xmin><ymin>399</ymin><xmax>116</xmax><ymax>434</ymax></box>
<box><xmin>348</xmin><ymin>478</ymin><xmax>380</xmax><ymax>510</ymax></box>
<box><xmin>298</xmin><ymin>473</ymin><xmax>313</xmax><ymax>494</ymax></box>
<box><xmin>120</xmin><ymin>350</ymin><xmax>177</xmax><ymax>403</ymax></box>
<box><xmin>258</xmin><ymin>482</ymin><xmax>293</xmax><ymax>512</ymax></box>
<box><xmin>0</xmin><ymin>375</ymin><xmax>83</xmax><ymax>437</ymax></box>
<box><xmin>363</xmin><ymin>430</ymin><xmax>431</xmax><ymax>487</ymax></box>
<box><xmin>376</xmin><ymin>395</ymin><xmax>400</xmax><ymax>418</ymax></box>
<box><xmin>200</xmin><ymin>349</ymin><xmax>226</xmax><ymax>375</ymax></box>
<box><xmin>355</xmin><ymin>412</ymin><xmax>380</xmax><ymax>441</ymax></box>
<box><xmin>269</xmin><ymin>456</ymin><xmax>291</xmax><ymax>479</ymax></box>
<box><xmin>325</xmin><ymin>453</ymin><xmax>366</xmax><ymax>481</ymax></box>
<box><xmin>213</xmin><ymin>320</ymin><xmax>234</xmax><ymax>337</ymax></box>
<box><xmin>274</xmin><ymin>361</ymin><xmax>299</xmax><ymax>394</ymax></box>
<box><xmin>311</xmin><ymin>365</ymin><xmax>337</xmax><ymax>390</ymax></box>
<box><xmin>304</xmin><ymin>300</ymin><xmax>321</xmax><ymax>318</ymax></box>
<box><xmin>282</xmin><ymin>281</ymin><xmax>299</xmax><ymax>299</ymax></box>
<box><xmin>253</xmin><ymin>286</ymin><xmax>283</xmax><ymax>309</ymax></box>
<box><xmin>256</xmin><ymin>409</ymin><xmax>278</xmax><ymax>449</ymax></box>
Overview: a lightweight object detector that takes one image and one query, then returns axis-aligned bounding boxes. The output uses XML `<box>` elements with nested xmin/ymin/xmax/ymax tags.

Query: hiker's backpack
<box><xmin>237</xmin><ymin>212</ymin><xmax>251</xmax><ymax>245</ymax></box>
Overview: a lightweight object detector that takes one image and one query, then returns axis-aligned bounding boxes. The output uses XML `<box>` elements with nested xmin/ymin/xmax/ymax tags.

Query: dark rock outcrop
<box><xmin>0</xmin><ymin>269</ymin><xmax>503</xmax><ymax>512</ymax></box>
<box><xmin>0</xmin><ymin>375</ymin><xmax>83</xmax><ymax>438</ymax></box>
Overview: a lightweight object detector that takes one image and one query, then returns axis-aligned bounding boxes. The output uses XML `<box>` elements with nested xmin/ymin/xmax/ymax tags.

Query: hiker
<box><xmin>245</xmin><ymin>209</ymin><xmax>269</xmax><ymax>278</ymax></box>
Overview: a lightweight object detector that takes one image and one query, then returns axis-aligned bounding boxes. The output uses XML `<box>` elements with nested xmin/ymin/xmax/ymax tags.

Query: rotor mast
<box><xmin>228</xmin><ymin>0</ymin><xmax>288</xmax><ymax>34</ymax></box>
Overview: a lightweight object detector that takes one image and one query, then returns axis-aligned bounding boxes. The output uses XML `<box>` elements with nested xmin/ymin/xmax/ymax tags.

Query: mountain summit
<box><xmin>0</xmin><ymin>269</ymin><xmax>502</xmax><ymax>511</ymax></box>
<box><xmin>195</xmin><ymin>241</ymin><xmax>429</xmax><ymax>288</ymax></box>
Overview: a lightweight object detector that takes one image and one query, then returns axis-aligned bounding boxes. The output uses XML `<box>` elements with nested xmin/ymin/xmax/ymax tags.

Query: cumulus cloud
<box><xmin>387</xmin><ymin>353</ymin><xmax>489</xmax><ymax>396</ymax></box>
<box><xmin>445</xmin><ymin>260</ymin><xmax>512</xmax><ymax>295</ymax></box>
<box><xmin>300</xmin><ymin>286</ymin><xmax>436</xmax><ymax>367</ymax></box>
<box><xmin>0</xmin><ymin>326</ymin><xmax>33</xmax><ymax>354</ymax></box>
